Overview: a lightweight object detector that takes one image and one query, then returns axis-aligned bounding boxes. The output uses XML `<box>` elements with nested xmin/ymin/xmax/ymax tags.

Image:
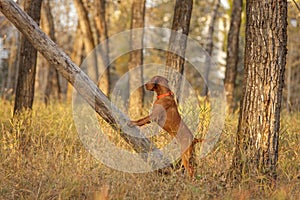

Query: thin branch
<box><xmin>292</xmin><ymin>0</ymin><xmax>300</xmax><ymax>12</ymax></box>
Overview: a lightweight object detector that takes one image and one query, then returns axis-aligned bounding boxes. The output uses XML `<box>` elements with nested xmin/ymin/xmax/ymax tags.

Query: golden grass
<box><xmin>0</xmin><ymin>100</ymin><xmax>299</xmax><ymax>199</ymax></box>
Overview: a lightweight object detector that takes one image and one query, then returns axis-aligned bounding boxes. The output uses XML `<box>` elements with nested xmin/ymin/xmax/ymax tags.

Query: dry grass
<box><xmin>0</xmin><ymin>100</ymin><xmax>299</xmax><ymax>199</ymax></box>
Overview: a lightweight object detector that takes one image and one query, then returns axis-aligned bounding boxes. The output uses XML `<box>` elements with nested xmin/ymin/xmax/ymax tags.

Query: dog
<box><xmin>128</xmin><ymin>75</ymin><xmax>205</xmax><ymax>177</ymax></box>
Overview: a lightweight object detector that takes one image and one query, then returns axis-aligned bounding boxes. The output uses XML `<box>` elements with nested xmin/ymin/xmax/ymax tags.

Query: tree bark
<box><xmin>224</xmin><ymin>0</ymin><xmax>242</xmax><ymax>113</ymax></box>
<box><xmin>201</xmin><ymin>0</ymin><xmax>220</xmax><ymax>97</ymax></box>
<box><xmin>13</xmin><ymin>0</ymin><xmax>42</xmax><ymax>114</ymax></box>
<box><xmin>165</xmin><ymin>0</ymin><xmax>193</xmax><ymax>101</ymax></box>
<box><xmin>128</xmin><ymin>0</ymin><xmax>146</xmax><ymax>115</ymax></box>
<box><xmin>0</xmin><ymin>0</ymin><xmax>169</xmax><ymax>168</ymax></box>
<box><xmin>232</xmin><ymin>0</ymin><xmax>287</xmax><ymax>184</ymax></box>
<box><xmin>94</xmin><ymin>0</ymin><xmax>110</xmax><ymax>96</ymax></box>
<box><xmin>42</xmin><ymin>0</ymin><xmax>61</xmax><ymax>104</ymax></box>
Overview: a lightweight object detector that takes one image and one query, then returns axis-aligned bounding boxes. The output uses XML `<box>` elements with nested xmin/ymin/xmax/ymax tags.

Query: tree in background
<box><xmin>94</xmin><ymin>0</ymin><xmax>111</xmax><ymax>96</ymax></box>
<box><xmin>1</xmin><ymin>26</ymin><xmax>18</xmax><ymax>100</ymax></box>
<box><xmin>14</xmin><ymin>0</ymin><xmax>42</xmax><ymax>114</ymax></box>
<box><xmin>73</xmin><ymin>0</ymin><xmax>98</xmax><ymax>81</ymax></box>
<box><xmin>224</xmin><ymin>0</ymin><xmax>242</xmax><ymax>113</ymax></box>
<box><xmin>67</xmin><ymin>23</ymin><xmax>84</xmax><ymax>102</ymax></box>
<box><xmin>232</xmin><ymin>0</ymin><xmax>287</xmax><ymax>186</ymax></box>
<box><xmin>128</xmin><ymin>0</ymin><xmax>146</xmax><ymax>115</ymax></box>
<box><xmin>201</xmin><ymin>0</ymin><xmax>220</xmax><ymax>97</ymax></box>
<box><xmin>286</xmin><ymin>0</ymin><xmax>300</xmax><ymax>112</ymax></box>
<box><xmin>165</xmin><ymin>0</ymin><xmax>193</xmax><ymax>100</ymax></box>
<box><xmin>42</xmin><ymin>0</ymin><xmax>62</xmax><ymax>104</ymax></box>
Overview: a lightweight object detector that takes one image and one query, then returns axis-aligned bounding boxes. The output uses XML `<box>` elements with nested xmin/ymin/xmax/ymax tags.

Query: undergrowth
<box><xmin>0</xmin><ymin>100</ymin><xmax>299</xmax><ymax>199</ymax></box>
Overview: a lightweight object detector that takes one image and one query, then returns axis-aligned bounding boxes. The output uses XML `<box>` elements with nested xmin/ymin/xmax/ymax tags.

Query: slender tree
<box><xmin>42</xmin><ymin>0</ymin><xmax>61</xmax><ymax>104</ymax></box>
<box><xmin>14</xmin><ymin>0</ymin><xmax>42</xmax><ymax>114</ymax></box>
<box><xmin>201</xmin><ymin>0</ymin><xmax>220</xmax><ymax>97</ymax></box>
<box><xmin>232</xmin><ymin>0</ymin><xmax>287</xmax><ymax>185</ymax></box>
<box><xmin>5</xmin><ymin>30</ymin><xmax>18</xmax><ymax>100</ymax></box>
<box><xmin>286</xmin><ymin>0</ymin><xmax>300</xmax><ymax>112</ymax></box>
<box><xmin>224</xmin><ymin>0</ymin><xmax>242</xmax><ymax>113</ymax></box>
<box><xmin>128</xmin><ymin>0</ymin><xmax>146</xmax><ymax>115</ymax></box>
<box><xmin>165</xmin><ymin>0</ymin><xmax>193</xmax><ymax>100</ymax></box>
<box><xmin>67</xmin><ymin>24</ymin><xmax>84</xmax><ymax>102</ymax></box>
<box><xmin>73</xmin><ymin>0</ymin><xmax>98</xmax><ymax>81</ymax></box>
<box><xmin>94</xmin><ymin>0</ymin><xmax>110</xmax><ymax>96</ymax></box>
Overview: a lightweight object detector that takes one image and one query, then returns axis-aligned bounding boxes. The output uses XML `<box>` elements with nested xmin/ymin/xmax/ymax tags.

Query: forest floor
<box><xmin>0</xmin><ymin>99</ymin><xmax>299</xmax><ymax>199</ymax></box>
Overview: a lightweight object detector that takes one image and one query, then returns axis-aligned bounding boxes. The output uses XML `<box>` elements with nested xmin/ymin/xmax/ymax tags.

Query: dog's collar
<box><xmin>157</xmin><ymin>91</ymin><xmax>173</xmax><ymax>99</ymax></box>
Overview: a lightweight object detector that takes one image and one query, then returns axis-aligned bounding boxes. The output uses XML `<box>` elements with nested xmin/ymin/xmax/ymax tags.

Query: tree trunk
<box><xmin>67</xmin><ymin>24</ymin><xmax>84</xmax><ymax>102</ymax></box>
<box><xmin>232</xmin><ymin>0</ymin><xmax>287</xmax><ymax>184</ymax></box>
<box><xmin>94</xmin><ymin>0</ymin><xmax>110</xmax><ymax>96</ymax></box>
<box><xmin>0</xmin><ymin>0</ymin><xmax>169</xmax><ymax>168</ymax></box>
<box><xmin>128</xmin><ymin>0</ymin><xmax>146</xmax><ymax>115</ymax></box>
<box><xmin>0</xmin><ymin>37</ymin><xmax>9</xmax><ymax>98</ymax></box>
<box><xmin>42</xmin><ymin>0</ymin><xmax>61</xmax><ymax>104</ymax></box>
<box><xmin>224</xmin><ymin>0</ymin><xmax>242</xmax><ymax>113</ymax></box>
<box><xmin>73</xmin><ymin>0</ymin><xmax>98</xmax><ymax>82</ymax></box>
<box><xmin>13</xmin><ymin>0</ymin><xmax>42</xmax><ymax>114</ymax></box>
<box><xmin>201</xmin><ymin>0</ymin><xmax>220</xmax><ymax>97</ymax></box>
<box><xmin>286</xmin><ymin>2</ymin><xmax>300</xmax><ymax>111</ymax></box>
<box><xmin>165</xmin><ymin>0</ymin><xmax>193</xmax><ymax>101</ymax></box>
<box><xmin>5</xmin><ymin>32</ymin><xmax>18</xmax><ymax>99</ymax></box>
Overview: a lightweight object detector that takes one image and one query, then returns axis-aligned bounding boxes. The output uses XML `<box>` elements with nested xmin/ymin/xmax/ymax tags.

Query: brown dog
<box><xmin>128</xmin><ymin>76</ymin><xmax>204</xmax><ymax>177</ymax></box>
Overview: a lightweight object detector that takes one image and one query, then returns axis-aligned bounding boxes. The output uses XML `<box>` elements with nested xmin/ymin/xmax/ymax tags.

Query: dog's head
<box><xmin>145</xmin><ymin>76</ymin><xmax>169</xmax><ymax>91</ymax></box>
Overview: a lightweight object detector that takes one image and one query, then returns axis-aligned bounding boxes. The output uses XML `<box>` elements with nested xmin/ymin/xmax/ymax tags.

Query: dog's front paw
<box><xmin>127</xmin><ymin>121</ymin><xmax>136</xmax><ymax>127</ymax></box>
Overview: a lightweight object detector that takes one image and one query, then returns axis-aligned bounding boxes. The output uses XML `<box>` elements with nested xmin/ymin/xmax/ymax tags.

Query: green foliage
<box><xmin>0</xmin><ymin>100</ymin><xmax>299</xmax><ymax>199</ymax></box>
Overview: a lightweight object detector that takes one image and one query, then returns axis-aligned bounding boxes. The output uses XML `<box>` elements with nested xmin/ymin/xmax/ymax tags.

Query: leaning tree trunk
<box><xmin>128</xmin><ymin>0</ymin><xmax>146</xmax><ymax>115</ymax></box>
<box><xmin>232</xmin><ymin>0</ymin><xmax>287</xmax><ymax>185</ymax></box>
<box><xmin>165</xmin><ymin>0</ymin><xmax>193</xmax><ymax>101</ymax></box>
<box><xmin>201</xmin><ymin>0</ymin><xmax>220</xmax><ymax>97</ymax></box>
<box><xmin>0</xmin><ymin>0</ymin><xmax>169</xmax><ymax>168</ymax></box>
<box><xmin>224</xmin><ymin>0</ymin><xmax>242</xmax><ymax>113</ymax></box>
<box><xmin>13</xmin><ymin>0</ymin><xmax>42</xmax><ymax>115</ymax></box>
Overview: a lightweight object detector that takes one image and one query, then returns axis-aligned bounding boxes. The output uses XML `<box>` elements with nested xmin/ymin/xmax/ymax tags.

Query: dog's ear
<box><xmin>151</xmin><ymin>77</ymin><xmax>158</xmax><ymax>89</ymax></box>
<box><xmin>157</xmin><ymin>76</ymin><xmax>169</xmax><ymax>86</ymax></box>
<box><xmin>153</xmin><ymin>77</ymin><xmax>158</xmax><ymax>85</ymax></box>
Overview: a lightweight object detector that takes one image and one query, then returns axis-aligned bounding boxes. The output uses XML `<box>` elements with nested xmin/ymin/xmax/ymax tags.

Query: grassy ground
<box><xmin>0</xmin><ymin>100</ymin><xmax>299</xmax><ymax>199</ymax></box>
